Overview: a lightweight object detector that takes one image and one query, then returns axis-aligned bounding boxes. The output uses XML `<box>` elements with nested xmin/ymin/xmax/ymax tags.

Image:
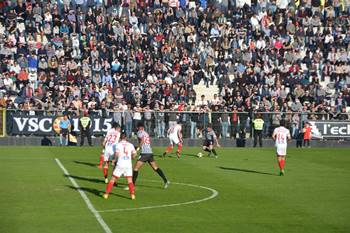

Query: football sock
<box><xmin>278</xmin><ymin>160</ymin><xmax>284</xmax><ymax>170</ymax></box>
<box><xmin>98</xmin><ymin>153</ymin><xmax>104</xmax><ymax>166</ymax></box>
<box><xmin>103</xmin><ymin>166</ymin><xmax>108</xmax><ymax>178</ymax></box>
<box><xmin>166</xmin><ymin>146</ymin><xmax>173</xmax><ymax>153</ymax></box>
<box><xmin>105</xmin><ymin>180</ymin><xmax>115</xmax><ymax>194</ymax></box>
<box><xmin>155</xmin><ymin>168</ymin><xmax>167</xmax><ymax>183</ymax></box>
<box><xmin>177</xmin><ymin>144</ymin><xmax>183</xmax><ymax>153</ymax></box>
<box><xmin>132</xmin><ymin>170</ymin><xmax>139</xmax><ymax>185</ymax></box>
<box><xmin>128</xmin><ymin>182</ymin><xmax>135</xmax><ymax>195</ymax></box>
<box><xmin>212</xmin><ymin>149</ymin><xmax>217</xmax><ymax>156</ymax></box>
<box><xmin>280</xmin><ymin>160</ymin><xmax>285</xmax><ymax>170</ymax></box>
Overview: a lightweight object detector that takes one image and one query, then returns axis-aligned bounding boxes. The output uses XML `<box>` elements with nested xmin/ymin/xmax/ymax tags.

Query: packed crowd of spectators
<box><xmin>1</xmin><ymin>0</ymin><xmax>350</xmax><ymax>138</ymax></box>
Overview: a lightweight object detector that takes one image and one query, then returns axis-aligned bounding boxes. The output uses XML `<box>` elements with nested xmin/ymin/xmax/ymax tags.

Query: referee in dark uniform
<box><xmin>79</xmin><ymin>111</ymin><xmax>92</xmax><ymax>146</ymax></box>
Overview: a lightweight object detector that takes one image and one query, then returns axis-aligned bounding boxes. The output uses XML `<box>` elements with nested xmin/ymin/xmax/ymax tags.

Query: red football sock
<box><xmin>128</xmin><ymin>183</ymin><xmax>135</xmax><ymax>195</ymax></box>
<box><xmin>98</xmin><ymin>153</ymin><xmax>104</xmax><ymax>167</ymax></box>
<box><xmin>105</xmin><ymin>180</ymin><xmax>115</xmax><ymax>194</ymax></box>
<box><xmin>103</xmin><ymin>166</ymin><xmax>108</xmax><ymax>178</ymax></box>
<box><xmin>280</xmin><ymin>160</ymin><xmax>285</xmax><ymax>170</ymax></box>
<box><xmin>177</xmin><ymin>144</ymin><xmax>183</xmax><ymax>153</ymax></box>
<box><xmin>278</xmin><ymin>160</ymin><xmax>282</xmax><ymax>170</ymax></box>
<box><xmin>166</xmin><ymin>146</ymin><xmax>173</xmax><ymax>153</ymax></box>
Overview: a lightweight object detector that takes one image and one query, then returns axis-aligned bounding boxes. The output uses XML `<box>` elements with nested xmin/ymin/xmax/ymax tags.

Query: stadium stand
<box><xmin>0</xmin><ymin>0</ymin><xmax>349</xmax><ymax>139</ymax></box>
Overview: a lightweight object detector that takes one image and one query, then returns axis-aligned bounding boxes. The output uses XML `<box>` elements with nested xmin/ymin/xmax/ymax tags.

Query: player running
<box><xmin>162</xmin><ymin>122</ymin><xmax>183</xmax><ymax>158</ymax></box>
<box><xmin>132</xmin><ymin>122</ymin><xmax>170</xmax><ymax>189</ymax></box>
<box><xmin>202</xmin><ymin>124</ymin><xmax>220</xmax><ymax>158</ymax></box>
<box><xmin>101</xmin><ymin>122</ymin><xmax>121</xmax><ymax>183</ymax></box>
<box><xmin>103</xmin><ymin>132</ymin><xmax>137</xmax><ymax>200</ymax></box>
<box><xmin>272</xmin><ymin>120</ymin><xmax>291</xmax><ymax>176</ymax></box>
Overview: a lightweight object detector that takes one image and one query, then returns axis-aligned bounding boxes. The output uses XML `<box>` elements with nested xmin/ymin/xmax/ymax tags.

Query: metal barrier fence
<box><xmin>4</xmin><ymin>109</ymin><xmax>350</xmax><ymax>139</ymax></box>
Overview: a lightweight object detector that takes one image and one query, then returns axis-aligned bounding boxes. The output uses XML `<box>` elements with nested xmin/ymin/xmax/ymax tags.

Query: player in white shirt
<box><xmin>272</xmin><ymin>120</ymin><xmax>291</xmax><ymax>176</ymax></box>
<box><xmin>162</xmin><ymin>122</ymin><xmax>183</xmax><ymax>158</ymax></box>
<box><xmin>101</xmin><ymin>122</ymin><xmax>121</xmax><ymax>183</ymax></box>
<box><xmin>103</xmin><ymin>132</ymin><xmax>137</xmax><ymax>200</ymax></box>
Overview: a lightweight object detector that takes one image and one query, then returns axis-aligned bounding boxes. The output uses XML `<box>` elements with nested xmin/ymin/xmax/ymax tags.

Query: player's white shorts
<box><xmin>104</xmin><ymin>145</ymin><xmax>116</xmax><ymax>162</ymax></box>
<box><xmin>276</xmin><ymin>145</ymin><xmax>287</xmax><ymax>156</ymax></box>
<box><xmin>169</xmin><ymin>136</ymin><xmax>180</xmax><ymax>145</ymax></box>
<box><xmin>113</xmin><ymin>165</ymin><xmax>132</xmax><ymax>178</ymax></box>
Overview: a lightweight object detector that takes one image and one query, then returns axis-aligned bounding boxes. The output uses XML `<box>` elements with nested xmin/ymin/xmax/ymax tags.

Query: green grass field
<box><xmin>0</xmin><ymin>146</ymin><xmax>349</xmax><ymax>233</ymax></box>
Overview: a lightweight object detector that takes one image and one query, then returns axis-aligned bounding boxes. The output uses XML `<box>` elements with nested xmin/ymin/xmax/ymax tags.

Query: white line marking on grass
<box><xmin>54</xmin><ymin>158</ymin><xmax>113</xmax><ymax>233</ymax></box>
<box><xmin>97</xmin><ymin>179</ymin><xmax>219</xmax><ymax>213</ymax></box>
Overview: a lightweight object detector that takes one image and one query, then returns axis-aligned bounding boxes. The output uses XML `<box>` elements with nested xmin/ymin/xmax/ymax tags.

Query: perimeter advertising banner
<box><xmin>309</xmin><ymin>121</ymin><xmax>350</xmax><ymax>139</ymax></box>
<box><xmin>9</xmin><ymin>115</ymin><xmax>114</xmax><ymax>136</ymax></box>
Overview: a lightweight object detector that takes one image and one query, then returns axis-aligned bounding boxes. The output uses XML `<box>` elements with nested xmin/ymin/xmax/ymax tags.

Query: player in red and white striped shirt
<box><xmin>272</xmin><ymin>120</ymin><xmax>291</xmax><ymax>176</ymax></box>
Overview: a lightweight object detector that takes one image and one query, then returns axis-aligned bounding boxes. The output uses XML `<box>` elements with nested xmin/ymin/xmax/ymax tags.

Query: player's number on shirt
<box><xmin>276</xmin><ymin>133</ymin><xmax>286</xmax><ymax>144</ymax></box>
<box><xmin>107</xmin><ymin>135</ymin><xmax>117</xmax><ymax>143</ymax></box>
<box><xmin>120</xmin><ymin>145</ymin><xmax>129</xmax><ymax>160</ymax></box>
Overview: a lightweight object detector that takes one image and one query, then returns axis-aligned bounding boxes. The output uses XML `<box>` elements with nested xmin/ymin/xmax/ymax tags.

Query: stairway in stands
<box><xmin>193</xmin><ymin>82</ymin><xmax>219</xmax><ymax>106</ymax></box>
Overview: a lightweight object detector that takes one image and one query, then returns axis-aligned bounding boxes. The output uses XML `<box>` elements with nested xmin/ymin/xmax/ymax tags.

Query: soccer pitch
<box><xmin>0</xmin><ymin>146</ymin><xmax>349</xmax><ymax>233</ymax></box>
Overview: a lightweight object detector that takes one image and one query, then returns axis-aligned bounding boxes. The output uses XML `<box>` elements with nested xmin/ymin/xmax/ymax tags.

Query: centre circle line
<box><xmin>96</xmin><ymin>179</ymin><xmax>219</xmax><ymax>213</ymax></box>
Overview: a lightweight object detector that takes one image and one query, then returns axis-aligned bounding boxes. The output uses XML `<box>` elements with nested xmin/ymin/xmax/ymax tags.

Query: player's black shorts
<box><xmin>61</xmin><ymin>128</ymin><xmax>69</xmax><ymax>136</ymax></box>
<box><xmin>203</xmin><ymin>140</ymin><xmax>214</xmax><ymax>147</ymax></box>
<box><xmin>138</xmin><ymin>153</ymin><xmax>154</xmax><ymax>163</ymax></box>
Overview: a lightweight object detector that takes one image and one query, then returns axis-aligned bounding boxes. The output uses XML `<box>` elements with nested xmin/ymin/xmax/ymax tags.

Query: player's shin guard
<box><xmin>132</xmin><ymin>170</ymin><xmax>139</xmax><ymax>185</ymax></box>
<box><xmin>212</xmin><ymin>149</ymin><xmax>217</xmax><ymax>156</ymax></box>
<box><xmin>105</xmin><ymin>180</ymin><xmax>115</xmax><ymax>194</ymax></box>
<box><xmin>155</xmin><ymin>168</ymin><xmax>168</xmax><ymax>183</ymax></box>
<box><xmin>128</xmin><ymin>182</ymin><xmax>135</xmax><ymax>195</ymax></box>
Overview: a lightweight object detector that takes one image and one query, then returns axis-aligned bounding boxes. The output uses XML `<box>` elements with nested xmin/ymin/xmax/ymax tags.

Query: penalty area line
<box><xmin>54</xmin><ymin>158</ymin><xmax>113</xmax><ymax>233</ymax></box>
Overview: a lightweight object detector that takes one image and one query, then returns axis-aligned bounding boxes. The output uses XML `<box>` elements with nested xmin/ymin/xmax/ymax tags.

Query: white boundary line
<box><xmin>97</xmin><ymin>179</ymin><xmax>219</xmax><ymax>213</ymax></box>
<box><xmin>54</xmin><ymin>158</ymin><xmax>113</xmax><ymax>233</ymax></box>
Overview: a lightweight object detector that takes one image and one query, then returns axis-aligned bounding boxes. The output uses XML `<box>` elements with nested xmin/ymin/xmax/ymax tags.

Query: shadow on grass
<box><xmin>65</xmin><ymin>174</ymin><xmax>104</xmax><ymax>184</ymax></box>
<box><xmin>74</xmin><ymin>160</ymin><xmax>97</xmax><ymax>168</ymax></box>
<box><xmin>65</xmin><ymin>174</ymin><xmax>163</xmax><ymax>190</ymax></box>
<box><xmin>218</xmin><ymin>166</ymin><xmax>278</xmax><ymax>176</ymax></box>
<box><xmin>67</xmin><ymin>185</ymin><xmax>131</xmax><ymax>200</ymax></box>
<box><xmin>156</xmin><ymin>153</ymin><xmax>198</xmax><ymax>158</ymax></box>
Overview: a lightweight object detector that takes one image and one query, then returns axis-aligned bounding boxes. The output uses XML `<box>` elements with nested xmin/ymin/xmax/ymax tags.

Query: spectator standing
<box><xmin>124</xmin><ymin>106</ymin><xmax>133</xmax><ymax>138</ymax></box>
<box><xmin>190</xmin><ymin>106</ymin><xmax>200</xmax><ymax>139</ymax></box>
<box><xmin>155</xmin><ymin>104</ymin><xmax>166</xmax><ymax>138</ymax></box>
<box><xmin>230</xmin><ymin>105</ymin><xmax>239</xmax><ymax>139</ymax></box>
<box><xmin>220</xmin><ymin>106</ymin><xmax>230</xmax><ymax>139</ymax></box>
<box><xmin>303</xmin><ymin>122</ymin><xmax>312</xmax><ymax>148</ymax></box>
